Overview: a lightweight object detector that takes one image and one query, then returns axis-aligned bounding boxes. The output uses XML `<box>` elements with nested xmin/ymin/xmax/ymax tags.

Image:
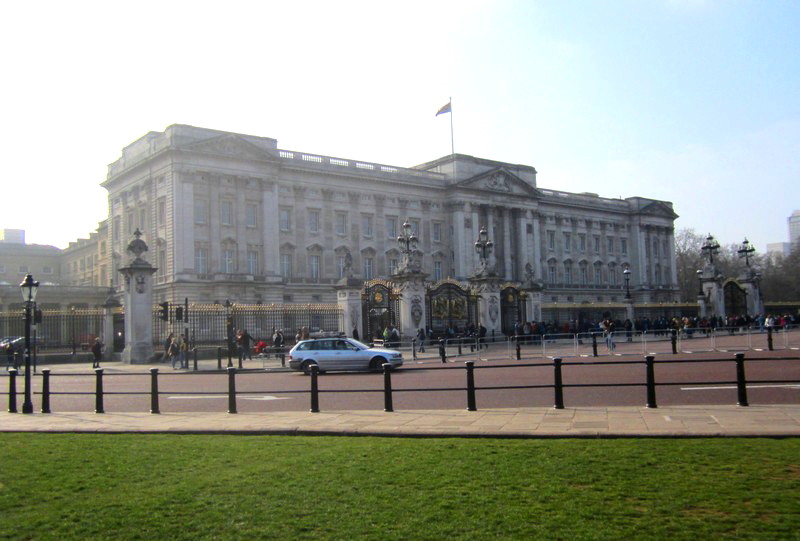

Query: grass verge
<box><xmin>1</xmin><ymin>435</ymin><xmax>798</xmax><ymax>539</ymax></box>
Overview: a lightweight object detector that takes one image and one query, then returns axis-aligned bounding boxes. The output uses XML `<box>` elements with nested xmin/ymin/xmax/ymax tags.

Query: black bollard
<box><xmin>767</xmin><ymin>327</ymin><xmax>774</xmax><ymax>351</ymax></box>
<box><xmin>671</xmin><ymin>329</ymin><xmax>678</xmax><ymax>355</ymax></box>
<box><xmin>457</xmin><ymin>338</ymin><xmax>462</xmax><ymax>356</ymax></box>
<box><xmin>217</xmin><ymin>347</ymin><xmax>223</xmax><ymax>370</ymax></box>
<box><xmin>95</xmin><ymin>368</ymin><xmax>105</xmax><ymax>414</ymax></box>
<box><xmin>8</xmin><ymin>368</ymin><xmax>17</xmax><ymax>413</ymax></box>
<box><xmin>439</xmin><ymin>338</ymin><xmax>446</xmax><ymax>364</ymax></box>
<box><xmin>645</xmin><ymin>356</ymin><xmax>657</xmax><ymax>408</ymax></box>
<box><xmin>227</xmin><ymin>366</ymin><xmax>237</xmax><ymax>414</ymax></box>
<box><xmin>309</xmin><ymin>364</ymin><xmax>320</xmax><ymax>413</ymax></box>
<box><xmin>735</xmin><ymin>352</ymin><xmax>749</xmax><ymax>407</ymax></box>
<box><xmin>465</xmin><ymin>361</ymin><xmax>477</xmax><ymax>411</ymax></box>
<box><xmin>591</xmin><ymin>333</ymin><xmax>598</xmax><ymax>357</ymax></box>
<box><xmin>515</xmin><ymin>338</ymin><xmax>521</xmax><ymax>361</ymax></box>
<box><xmin>150</xmin><ymin>368</ymin><xmax>160</xmax><ymax>414</ymax></box>
<box><xmin>193</xmin><ymin>348</ymin><xmax>199</xmax><ymax>371</ymax></box>
<box><xmin>412</xmin><ymin>339</ymin><xmax>417</xmax><ymax>361</ymax></box>
<box><xmin>553</xmin><ymin>357</ymin><xmax>564</xmax><ymax>409</ymax></box>
<box><xmin>383</xmin><ymin>363</ymin><xmax>393</xmax><ymax>412</ymax></box>
<box><xmin>41</xmin><ymin>369</ymin><xmax>51</xmax><ymax>414</ymax></box>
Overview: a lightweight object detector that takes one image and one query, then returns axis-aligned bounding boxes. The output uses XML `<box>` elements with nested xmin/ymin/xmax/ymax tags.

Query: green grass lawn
<box><xmin>0</xmin><ymin>435</ymin><xmax>798</xmax><ymax>540</ymax></box>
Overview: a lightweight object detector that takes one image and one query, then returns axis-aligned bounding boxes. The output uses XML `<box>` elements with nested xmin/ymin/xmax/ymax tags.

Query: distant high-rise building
<box><xmin>0</xmin><ymin>229</ymin><xmax>25</xmax><ymax>244</ymax></box>
<box><xmin>789</xmin><ymin>210</ymin><xmax>800</xmax><ymax>246</ymax></box>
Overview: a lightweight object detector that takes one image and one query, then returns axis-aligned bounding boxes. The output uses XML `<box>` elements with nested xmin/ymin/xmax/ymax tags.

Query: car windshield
<box><xmin>346</xmin><ymin>339</ymin><xmax>369</xmax><ymax>350</ymax></box>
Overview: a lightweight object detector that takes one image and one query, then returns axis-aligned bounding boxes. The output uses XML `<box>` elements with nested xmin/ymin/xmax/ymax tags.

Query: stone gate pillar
<box><xmin>392</xmin><ymin>271</ymin><xmax>428</xmax><ymax>340</ymax></box>
<box><xmin>118</xmin><ymin>229</ymin><xmax>158</xmax><ymax>364</ymax></box>
<box><xmin>699</xmin><ymin>266</ymin><xmax>725</xmax><ymax>319</ymax></box>
<box><xmin>102</xmin><ymin>294</ymin><xmax>120</xmax><ymax>361</ymax></box>
<box><xmin>470</xmin><ymin>276</ymin><xmax>503</xmax><ymax>336</ymax></box>
<box><xmin>335</xmin><ymin>275</ymin><xmax>363</xmax><ymax>339</ymax></box>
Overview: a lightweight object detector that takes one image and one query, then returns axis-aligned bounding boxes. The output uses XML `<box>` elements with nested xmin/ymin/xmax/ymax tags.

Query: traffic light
<box><xmin>158</xmin><ymin>302</ymin><xmax>170</xmax><ymax>321</ymax></box>
<box><xmin>175</xmin><ymin>306</ymin><xmax>183</xmax><ymax>322</ymax></box>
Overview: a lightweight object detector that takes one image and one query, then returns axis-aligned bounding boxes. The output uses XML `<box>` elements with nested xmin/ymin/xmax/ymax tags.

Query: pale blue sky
<box><xmin>2</xmin><ymin>0</ymin><xmax>797</xmax><ymax>253</ymax></box>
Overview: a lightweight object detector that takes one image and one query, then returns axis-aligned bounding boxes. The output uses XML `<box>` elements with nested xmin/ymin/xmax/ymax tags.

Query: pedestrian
<box><xmin>164</xmin><ymin>332</ymin><xmax>174</xmax><ymax>363</ymax></box>
<box><xmin>177</xmin><ymin>335</ymin><xmax>188</xmax><ymax>369</ymax></box>
<box><xmin>169</xmin><ymin>338</ymin><xmax>180</xmax><ymax>369</ymax></box>
<box><xmin>352</xmin><ymin>327</ymin><xmax>359</xmax><ymax>341</ymax></box>
<box><xmin>272</xmin><ymin>328</ymin><xmax>285</xmax><ymax>366</ymax></box>
<box><xmin>236</xmin><ymin>328</ymin><xmax>254</xmax><ymax>364</ymax></box>
<box><xmin>91</xmin><ymin>337</ymin><xmax>104</xmax><ymax>369</ymax></box>
<box><xmin>417</xmin><ymin>327</ymin><xmax>426</xmax><ymax>353</ymax></box>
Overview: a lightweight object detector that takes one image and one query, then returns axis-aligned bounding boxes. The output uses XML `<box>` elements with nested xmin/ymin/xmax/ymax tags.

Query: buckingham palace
<box><xmin>100</xmin><ymin>124</ymin><xmax>679</xmax><ymax>310</ymax></box>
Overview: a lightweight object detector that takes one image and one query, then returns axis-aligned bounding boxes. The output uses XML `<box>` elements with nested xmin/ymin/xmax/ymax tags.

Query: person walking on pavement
<box><xmin>417</xmin><ymin>327</ymin><xmax>426</xmax><ymax>353</ymax></box>
<box><xmin>91</xmin><ymin>337</ymin><xmax>104</xmax><ymax>369</ymax></box>
<box><xmin>272</xmin><ymin>328</ymin><xmax>285</xmax><ymax>366</ymax></box>
<box><xmin>236</xmin><ymin>328</ymin><xmax>255</xmax><ymax>364</ymax></box>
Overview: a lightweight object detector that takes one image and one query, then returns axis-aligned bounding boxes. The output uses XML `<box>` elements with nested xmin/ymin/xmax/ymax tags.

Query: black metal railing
<box><xmin>6</xmin><ymin>353</ymin><xmax>799</xmax><ymax>415</ymax></box>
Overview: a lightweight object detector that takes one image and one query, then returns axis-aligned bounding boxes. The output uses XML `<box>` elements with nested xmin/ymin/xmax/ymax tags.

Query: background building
<box><xmin>99</xmin><ymin>125</ymin><xmax>679</xmax><ymax>308</ymax></box>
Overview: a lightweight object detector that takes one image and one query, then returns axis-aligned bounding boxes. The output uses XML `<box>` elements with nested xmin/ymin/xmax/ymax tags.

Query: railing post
<box><xmin>227</xmin><ymin>366</ymin><xmax>237</xmax><ymax>414</ymax></box>
<box><xmin>591</xmin><ymin>332</ymin><xmax>598</xmax><ymax>357</ymax></box>
<box><xmin>412</xmin><ymin>339</ymin><xmax>417</xmax><ymax>361</ymax></box>
<box><xmin>465</xmin><ymin>360</ymin><xmax>477</xmax><ymax>411</ymax></box>
<box><xmin>41</xmin><ymin>369</ymin><xmax>51</xmax><ymax>414</ymax></box>
<box><xmin>438</xmin><ymin>338</ymin><xmax>446</xmax><ymax>364</ymax></box>
<box><xmin>457</xmin><ymin>337</ymin><xmax>462</xmax><ymax>356</ymax></box>
<box><xmin>553</xmin><ymin>357</ymin><xmax>564</xmax><ymax>409</ymax></box>
<box><xmin>767</xmin><ymin>327</ymin><xmax>774</xmax><ymax>351</ymax></box>
<box><xmin>193</xmin><ymin>348</ymin><xmax>199</xmax><ymax>371</ymax></box>
<box><xmin>217</xmin><ymin>347</ymin><xmax>223</xmax><ymax>370</ymax></box>
<box><xmin>735</xmin><ymin>352</ymin><xmax>749</xmax><ymax>407</ymax></box>
<box><xmin>515</xmin><ymin>337</ymin><xmax>521</xmax><ymax>360</ymax></box>
<box><xmin>645</xmin><ymin>355</ymin><xmax>657</xmax><ymax>408</ymax></box>
<box><xmin>7</xmin><ymin>368</ymin><xmax>17</xmax><ymax>413</ymax></box>
<box><xmin>94</xmin><ymin>368</ymin><xmax>105</xmax><ymax>414</ymax></box>
<box><xmin>150</xmin><ymin>368</ymin><xmax>160</xmax><ymax>414</ymax></box>
<box><xmin>671</xmin><ymin>329</ymin><xmax>678</xmax><ymax>355</ymax></box>
<box><xmin>383</xmin><ymin>364</ymin><xmax>393</xmax><ymax>412</ymax></box>
<box><xmin>309</xmin><ymin>364</ymin><xmax>320</xmax><ymax>413</ymax></box>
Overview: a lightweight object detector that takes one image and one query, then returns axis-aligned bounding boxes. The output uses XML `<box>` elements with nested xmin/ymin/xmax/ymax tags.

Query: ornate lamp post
<box><xmin>19</xmin><ymin>274</ymin><xmax>39</xmax><ymax>414</ymax></box>
<box><xmin>396</xmin><ymin>220</ymin><xmax>418</xmax><ymax>273</ymax></box>
<box><xmin>474</xmin><ymin>226</ymin><xmax>494</xmax><ymax>271</ymax></box>
<box><xmin>623</xmin><ymin>267</ymin><xmax>631</xmax><ymax>300</ymax></box>
<box><xmin>737</xmin><ymin>238</ymin><xmax>755</xmax><ymax>267</ymax></box>
<box><xmin>701</xmin><ymin>234</ymin><xmax>720</xmax><ymax>265</ymax></box>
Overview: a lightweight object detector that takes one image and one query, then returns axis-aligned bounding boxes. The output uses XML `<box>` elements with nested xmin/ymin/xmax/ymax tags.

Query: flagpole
<box><xmin>449</xmin><ymin>97</ymin><xmax>456</xmax><ymax>180</ymax></box>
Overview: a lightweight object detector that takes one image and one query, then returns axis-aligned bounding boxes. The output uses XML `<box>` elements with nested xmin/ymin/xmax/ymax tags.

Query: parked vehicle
<box><xmin>288</xmin><ymin>338</ymin><xmax>403</xmax><ymax>375</ymax></box>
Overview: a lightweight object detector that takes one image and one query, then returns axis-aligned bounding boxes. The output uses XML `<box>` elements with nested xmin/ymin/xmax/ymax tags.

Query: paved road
<box><xmin>4</xmin><ymin>346</ymin><xmax>798</xmax><ymax>415</ymax></box>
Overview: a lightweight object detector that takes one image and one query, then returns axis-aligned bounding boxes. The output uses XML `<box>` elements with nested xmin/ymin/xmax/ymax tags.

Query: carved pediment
<box><xmin>185</xmin><ymin>134</ymin><xmax>276</xmax><ymax>161</ymax></box>
<box><xmin>454</xmin><ymin>168</ymin><xmax>537</xmax><ymax>196</ymax></box>
<box><xmin>639</xmin><ymin>201</ymin><xmax>678</xmax><ymax>219</ymax></box>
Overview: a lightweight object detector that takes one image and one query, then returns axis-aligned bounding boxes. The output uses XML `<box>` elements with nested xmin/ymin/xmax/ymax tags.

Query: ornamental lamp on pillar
<box><xmin>623</xmin><ymin>267</ymin><xmax>631</xmax><ymax>300</ymax></box>
<box><xmin>701</xmin><ymin>234</ymin><xmax>720</xmax><ymax>265</ymax></box>
<box><xmin>19</xmin><ymin>273</ymin><xmax>40</xmax><ymax>414</ymax></box>
<box><xmin>737</xmin><ymin>238</ymin><xmax>756</xmax><ymax>267</ymax></box>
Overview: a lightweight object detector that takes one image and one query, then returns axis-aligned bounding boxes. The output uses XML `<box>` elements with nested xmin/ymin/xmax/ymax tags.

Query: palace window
<box><xmin>220</xmin><ymin>201</ymin><xmax>234</xmax><ymax>226</ymax></box>
<box><xmin>308</xmin><ymin>209</ymin><xmax>320</xmax><ymax>233</ymax></box>
<box><xmin>194</xmin><ymin>199</ymin><xmax>208</xmax><ymax>225</ymax></box>
<box><xmin>385</xmin><ymin>216</ymin><xmax>397</xmax><ymax>239</ymax></box>
<box><xmin>335</xmin><ymin>212</ymin><xmax>347</xmax><ymax>236</ymax></box>
<box><xmin>246</xmin><ymin>204</ymin><xmax>258</xmax><ymax>228</ymax></box>
<box><xmin>579</xmin><ymin>234</ymin><xmax>586</xmax><ymax>252</ymax></box>
<box><xmin>222</xmin><ymin>248</ymin><xmax>235</xmax><ymax>273</ymax></box>
<box><xmin>247</xmin><ymin>249</ymin><xmax>259</xmax><ymax>275</ymax></box>
<box><xmin>433</xmin><ymin>260</ymin><xmax>443</xmax><ymax>281</ymax></box>
<box><xmin>280</xmin><ymin>254</ymin><xmax>292</xmax><ymax>280</ymax></box>
<box><xmin>363</xmin><ymin>257</ymin><xmax>374</xmax><ymax>280</ymax></box>
<box><xmin>279</xmin><ymin>208</ymin><xmax>291</xmax><ymax>231</ymax></box>
<box><xmin>195</xmin><ymin>246</ymin><xmax>208</xmax><ymax>274</ymax></box>
<box><xmin>621</xmin><ymin>238</ymin><xmax>628</xmax><ymax>255</ymax></box>
<box><xmin>563</xmin><ymin>232</ymin><xmax>571</xmax><ymax>252</ymax></box>
<box><xmin>362</xmin><ymin>215</ymin><xmax>374</xmax><ymax>237</ymax></box>
<box><xmin>432</xmin><ymin>222</ymin><xmax>442</xmax><ymax>242</ymax></box>
<box><xmin>388</xmin><ymin>258</ymin><xmax>399</xmax><ymax>275</ymax></box>
<box><xmin>309</xmin><ymin>255</ymin><xmax>320</xmax><ymax>281</ymax></box>
<box><xmin>547</xmin><ymin>231</ymin><xmax>555</xmax><ymax>251</ymax></box>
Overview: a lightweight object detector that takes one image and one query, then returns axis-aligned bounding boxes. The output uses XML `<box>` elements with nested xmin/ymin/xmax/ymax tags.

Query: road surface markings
<box><xmin>168</xmin><ymin>395</ymin><xmax>292</xmax><ymax>400</ymax></box>
<box><xmin>680</xmin><ymin>384</ymin><xmax>800</xmax><ymax>391</ymax></box>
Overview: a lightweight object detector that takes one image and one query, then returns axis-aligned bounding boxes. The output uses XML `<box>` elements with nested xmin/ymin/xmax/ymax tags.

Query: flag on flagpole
<box><xmin>436</xmin><ymin>101</ymin><xmax>452</xmax><ymax>116</ymax></box>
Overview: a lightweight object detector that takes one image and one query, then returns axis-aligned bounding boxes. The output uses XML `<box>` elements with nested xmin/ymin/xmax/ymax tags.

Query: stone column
<box><xmin>486</xmin><ymin>206</ymin><xmax>497</xmax><ymax>270</ymax></box>
<box><xmin>262</xmin><ymin>179</ymin><xmax>279</xmax><ymax>276</ymax></box>
<box><xmin>452</xmin><ymin>203</ymin><xmax>466</xmax><ymax>279</ymax></box>
<box><xmin>471</xmin><ymin>205</ymin><xmax>480</xmax><ymax>274</ymax></box>
<box><xmin>503</xmin><ymin>208</ymin><xmax>512</xmax><ymax>280</ymax></box>
<box><xmin>118</xmin><ymin>230</ymin><xmax>158</xmax><ymax>364</ymax></box>
<box><xmin>532</xmin><ymin>212</ymin><xmax>543</xmax><ymax>284</ymax></box>
<box><xmin>102</xmin><ymin>296</ymin><xmax>120</xmax><ymax>361</ymax></box>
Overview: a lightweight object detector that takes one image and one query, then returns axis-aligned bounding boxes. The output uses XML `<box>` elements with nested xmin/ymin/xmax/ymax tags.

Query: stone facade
<box><xmin>95</xmin><ymin>124</ymin><xmax>678</xmax><ymax>307</ymax></box>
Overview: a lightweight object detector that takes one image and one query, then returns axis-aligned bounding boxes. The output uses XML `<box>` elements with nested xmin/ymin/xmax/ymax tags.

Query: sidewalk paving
<box><xmin>2</xmin><ymin>405</ymin><xmax>800</xmax><ymax>437</ymax></box>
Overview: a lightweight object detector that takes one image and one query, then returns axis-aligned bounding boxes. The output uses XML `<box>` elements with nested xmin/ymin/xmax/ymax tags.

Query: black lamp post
<box><xmin>474</xmin><ymin>226</ymin><xmax>494</xmax><ymax>267</ymax></box>
<box><xmin>396</xmin><ymin>220</ymin><xmax>418</xmax><ymax>272</ymax></box>
<box><xmin>623</xmin><ymin>267</ymin><xmax>631</xmax><ymax>300</ymax></box>
<box><xmin>696</xmin><ymin>269</ymin><xmax>704</xmax><ymax>296</ymax></box>
<box><xmin>701</xmin><ymin>234</ymin><xmax>720</xmax><ymax>265</ymax></box>
<box><xmin>224</xmin><ymin>299</ymin><xmax>233</xmax><ymax>368</ymax></box>
<box><xmin>737</xmin><ymin>238</ymin><xmax>755</xmax><ymax>267</ymax></box>
<box><xmin>19</xmin><ymin>274</ymin><xmax>39</xmax><ymax>414</ymax></box>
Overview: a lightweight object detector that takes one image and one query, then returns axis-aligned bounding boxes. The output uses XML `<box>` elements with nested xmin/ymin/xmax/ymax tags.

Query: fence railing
<box><xmin>6</xmin><ymin>352</ymin><xmax>799</xmax><ymax>414</ymax></box>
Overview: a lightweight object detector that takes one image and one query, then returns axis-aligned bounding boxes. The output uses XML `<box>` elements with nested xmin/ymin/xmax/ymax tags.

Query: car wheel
<box><xmin>302</xmin><ymin>360</ymin><xmax>318</xmax><ymax>376</ymax></box>
<box><xmin>370</xmin><ymin>357</ymin><xmax>387</xmax><ymax>372</ymax></box>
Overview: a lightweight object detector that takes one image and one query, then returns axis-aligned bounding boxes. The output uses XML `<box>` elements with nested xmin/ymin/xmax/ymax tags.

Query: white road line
<box><xmin>680</xmin><ymin>384</ymin><xmax>800</xmax><ymax>391</ymax></box>
<box><xmin>167</xmin><ymin>395</ymin><xmax>292</xmax><ymax>400</ymax></box>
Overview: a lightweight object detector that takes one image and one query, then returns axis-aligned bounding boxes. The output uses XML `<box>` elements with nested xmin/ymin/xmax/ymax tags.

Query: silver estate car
<box><xmin>288</xmin><ymin>337</ymin><xmax>403</xmax><ymax>375</ymax></box>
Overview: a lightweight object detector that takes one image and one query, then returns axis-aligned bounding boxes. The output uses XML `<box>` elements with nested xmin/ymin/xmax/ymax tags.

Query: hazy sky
<box><xmin>2</xmin><ymin>0</ymin><xmax>798</xmax><ymax>253</ymax></box>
